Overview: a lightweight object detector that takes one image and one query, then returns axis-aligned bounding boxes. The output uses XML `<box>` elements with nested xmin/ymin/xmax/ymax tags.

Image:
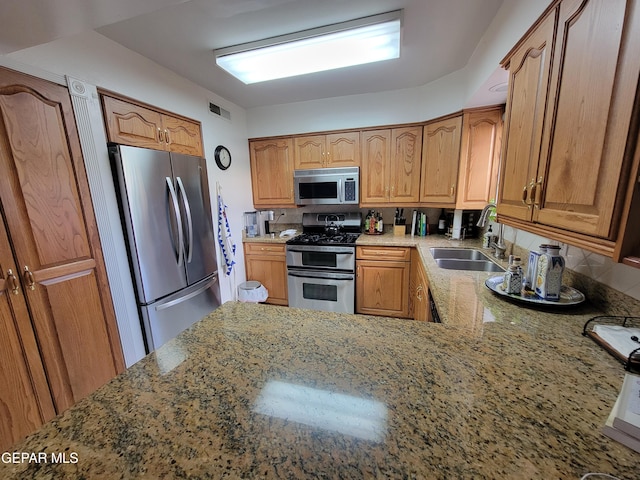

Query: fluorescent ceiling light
<box><xmin>214</xmin><ymin>10</ymin><xmax>402</xmax><ymax>84</ymax></box>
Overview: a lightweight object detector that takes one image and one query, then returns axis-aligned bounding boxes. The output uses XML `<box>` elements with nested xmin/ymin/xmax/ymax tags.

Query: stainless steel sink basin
<box><xmin>434</xmin><ymin>258</ymin><xmax>505</xmax><ymax>272</ymax></box>
<box><xmin>430</xmin><ymin>248</ymin><xmax>492</xmax><ymax>261</ymax></box>
<box><xmin>430</xmin><ymin>248</ymin><xmax>505</xmax><ymax>272</ymax></box>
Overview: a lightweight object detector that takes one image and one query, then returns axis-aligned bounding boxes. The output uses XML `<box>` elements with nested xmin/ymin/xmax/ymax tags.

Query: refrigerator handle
<box><xmin>176</xmin><ymin>176</ymin><xmax>194</xmax><ymax>263</ymax></box>
<box><xmin>166</xmin><ymin>176</ymin><xmax>184</xmax><ymax>267</ymax></box>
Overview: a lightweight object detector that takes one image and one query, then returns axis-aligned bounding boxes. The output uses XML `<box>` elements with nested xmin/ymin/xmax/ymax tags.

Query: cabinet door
<box><xmin>390</xmin><ymin>126</ymin><xmax>422</xmax><ymax>203</ymax></box>
<box><xmin>410</xmin><ymin>249</ymin><xmax>431</xmax><ymax>322</ymax></box>
<box><xmin>456</xmin><ymin>108</ymin><xmax>503</xmax><ymax>209</ymax></box>
<box><xmin>534</xmin><ymin>0</ymin><xmax>636</xmax><ymax>238</ymax></box>
<box><xmin>0</xmin><ymin>69</ymin><xmax>124</xmax><ymax>413</ymax></box>
<box><xmin>360</xmin><ymin>130</ymin><xmax>391</xmax><ymax>204</ymax></box>
<box><xmin>326</xmin><ymin>132</ymin><xmax>360</xmax><ymax>167</ymax></box>
<box><xmin>244</xmin><ymin>244</ymin><xmax>288</xmax><ymax>305</ymax></box>
<box><xmin>249</xmin><ymin>139</ymin><xmax>295</xmax><ymax>207</ymax></box>
<box><xmin>0</xmin><ymin>215</ymin><xmax>56</xmax><ymax>451</ymax></box>
<box><xmin>162</xmin><ymin>114</ymin><xmax>203</xmax><ymax>157</ymax></box>
<box><xmin>102</xmin><ymin>95</ymin><xmax>164</xmax><ymax>149</ymax></box>
<box><xmin>497</xmin><ymin>11</ymin><xmax>555</xmax><ymax>221</ymax></box>
<box><xmin>420</xmin><ymin>116</ymin><xmax>462</xmax><ymax>205</ymax></box>
<box><xmin>356</xmin><ymin>259</ymin><xmax>410</xmax><ymax>318</ymax></box>
<box><xmin>294</xmin><ymin>135</ymin><xmax>325</xmax><ymax>169</ymax></box>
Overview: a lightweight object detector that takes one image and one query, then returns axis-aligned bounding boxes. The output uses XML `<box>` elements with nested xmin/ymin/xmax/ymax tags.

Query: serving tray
<box><xmin>485</xmin><ymin>275</ymin><xmax>585</xmax><ymax>307</ymax></box>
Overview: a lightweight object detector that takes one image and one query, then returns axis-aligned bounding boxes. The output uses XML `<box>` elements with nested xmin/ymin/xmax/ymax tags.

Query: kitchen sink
<box><xmin>430</xmin><ymin>248</ymin><xmax>493</xmax><ymax>261</ymax></box>
<box><xmin>430</xmin><ymin>248</ymin><xmax>505</xmax><ymax>272</ymax></box>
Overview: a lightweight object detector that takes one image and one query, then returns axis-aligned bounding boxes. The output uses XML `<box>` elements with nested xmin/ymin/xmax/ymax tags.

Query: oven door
<box><xmin>287</xmin><ymin>269</ymin><xmax>355</xmax><ymax>313</ymax></box>
<box><xmin>286</xmin><ymin>245</ymin><xmax>355</xmax><ymax>271</ymax></box>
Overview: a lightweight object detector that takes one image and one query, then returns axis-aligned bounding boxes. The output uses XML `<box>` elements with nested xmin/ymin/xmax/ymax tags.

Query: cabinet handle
<box><xmin>357</xmin><ymin>265</ymin><xmax>361</xmax><ymax>277</ymax></box>
<box><xmin>6</xmin><ymin>269</ymin><xmax>19</xmax><ymax>295</ymax></box>
<box><xmin>164</xmin><ymin>129</ymin><xmax>170</xmax><ymax>144</ymax></box>
<box><xmin>157</xmin><ymin>128</ymin><xmax>164</xmax><ymax>143</ymax></box>
<box><xmin>23</xmin><ymin>266</ymin><xmax>35</xmax><ymax>291</ymax></box>
<box><xmin>416</xmin><ymin>284</ymin><xmax>423</xmax><ymax>301</ymax></box>
<box><xmin>450</xmin><ymin>184</ymin><xmax>455</xmax><ymax>197</ymax></box>
<box><xmin>533</xmin><ymin>177</ymin><xmax>543</xmax><ymax>208</ymax></box>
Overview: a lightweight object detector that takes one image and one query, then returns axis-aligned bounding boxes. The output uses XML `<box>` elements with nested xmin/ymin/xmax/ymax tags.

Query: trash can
<box><xmin>238</xmin><ymin>281</ymin><xmax>269</xmax><ymax>303</ymax></box>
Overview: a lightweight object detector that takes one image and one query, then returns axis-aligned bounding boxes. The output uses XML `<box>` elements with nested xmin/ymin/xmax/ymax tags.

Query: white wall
<box><xmin>4</xmin><ymin>31</ymin><xmax>253</xmax><ymax>364</ymax></box>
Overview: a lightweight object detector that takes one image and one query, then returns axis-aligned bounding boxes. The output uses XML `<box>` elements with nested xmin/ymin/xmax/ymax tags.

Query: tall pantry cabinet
<box><xmin>0</xmin><ymin>67</ymin><xmax>124</xmax><ymax>450</ymax></box>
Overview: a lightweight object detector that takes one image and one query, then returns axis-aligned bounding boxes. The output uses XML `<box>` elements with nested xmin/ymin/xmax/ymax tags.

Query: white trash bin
<box><xmin>238</xmin><ymin>281</ymin><xmax>269</xmax><ymax>303</ymax></box>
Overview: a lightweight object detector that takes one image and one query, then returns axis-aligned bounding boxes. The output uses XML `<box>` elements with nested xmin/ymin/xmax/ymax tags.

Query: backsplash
<box><xmin>502</xmin><ymin>225</ymin><xmax>640</xmax><ymax>310</ymax></box>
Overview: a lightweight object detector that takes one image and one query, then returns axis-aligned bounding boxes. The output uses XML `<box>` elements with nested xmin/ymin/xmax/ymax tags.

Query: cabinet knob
<box><xmin>23</xmin><ymin>266</ymin><xmax>35</xmax><ymax>291</ymax></box>
<box><xmin>6</xmin><ymin>269</ymin><xmax>19</xmax><ymax>295</ymax></box>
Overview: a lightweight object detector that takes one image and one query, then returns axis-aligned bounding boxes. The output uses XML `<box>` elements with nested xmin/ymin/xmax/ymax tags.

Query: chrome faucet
<box><xmin>477</xmin><ymin>203</ymin><xmax>506</xmax><ymax>259</ymax></box>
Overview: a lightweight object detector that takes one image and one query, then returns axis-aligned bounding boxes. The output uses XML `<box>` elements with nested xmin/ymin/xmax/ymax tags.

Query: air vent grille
<box><xmin>208</xmin><ymin>101</ymin><xmax>231</xmax><ymax>121</ymax></box>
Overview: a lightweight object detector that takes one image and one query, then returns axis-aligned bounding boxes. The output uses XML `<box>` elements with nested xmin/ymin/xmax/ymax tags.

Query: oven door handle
<box><xmin>288</xmin><ymin>271</ymin><xmax>354</xmax><ymax>281</ymax></box>
<box><xmin>287</xmin><ymin>248</ymin><xmax>354</xmax><ymax>255</ymax></box>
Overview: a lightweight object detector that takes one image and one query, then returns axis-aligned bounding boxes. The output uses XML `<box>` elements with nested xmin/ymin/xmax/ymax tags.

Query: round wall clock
<box><xmin>214</xmin><ymin>145</ymin><xmax>232</xmax><ymax>170</ymax></box>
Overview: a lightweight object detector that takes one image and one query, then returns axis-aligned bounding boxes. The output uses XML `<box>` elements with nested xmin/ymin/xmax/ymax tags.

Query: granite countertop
<box><xmin>4</xmin><ymin>233</ymin><xmax>638</xmax><ymax>479</ymax></box>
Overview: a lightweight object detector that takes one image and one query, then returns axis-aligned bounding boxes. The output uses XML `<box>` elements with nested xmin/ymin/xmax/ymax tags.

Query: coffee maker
<box><xmin>244</xmin><ymin>210</ymin><xmax>274</xmax><ymax>237</ymax></box>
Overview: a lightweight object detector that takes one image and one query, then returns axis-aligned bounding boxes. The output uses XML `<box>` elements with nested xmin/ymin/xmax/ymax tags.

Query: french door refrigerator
<box><xmin>110</xmin><ymin>144</ymin><xmax>220</xmax><ymax>353</ymax></box>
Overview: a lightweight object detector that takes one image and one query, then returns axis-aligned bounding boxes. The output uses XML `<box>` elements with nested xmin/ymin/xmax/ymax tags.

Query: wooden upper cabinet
<box><xmin>534</xmin><ymin>0</ymin><xmax>638</xmax><ymax>238</ymax></box>
<box><xmin>293</xmin><ymin>132</ymin><xmax>360</xmax><ymax>169</ymax></box>
<box><xmin>360</xmin><ymin>129</ymin><xmax>392</xmax><ymax>204</ymax></box>
<box><xmin>249</xmin><ymin>138</ymin><xmax>295</xmax><ymax>207</ymax></box>
<box><xmin>456</xmin><ymin>107</ymin><xmax>503</xmax><ymax>209</ymax></box>
<box><xmin>420</xmin><ymin>115</ymin><xmax>462</xmax><ymax>205</ymax></box>
<box><xmin>101</xmin><ymin>94</ymin><xmax>203</xmax><ymax>156</ymax></box>
<box><xmin>498</xmin><ymin>10</ymin><xmax>555</xmax><ymax>222</ymax></box>
<box><xmin>498</xmin><ymin>0</ymin><xmax>640</xmax><ymax>249</ymax></box>
<box><xmin>326</xmin><ymin>132</ymin><xmax>360</xmax><ymax>167</ymax></box>
<box><xmin>361</xmin><ymin>126</ymin><xmax>422</xmax><ymax>205</ymax></box>
<box><xmin>390</xmin><ymin>126</ymin><xmax>422</xmax><ymax>203</ymax></box>
<box><xmin>294</xmin><ymin>135</ymin><xmax>325</xmax><ymax>169</ymax></box>
<box><xmin>0</xmin><ymin>68</ymin><xmax>124</xmax><ymax>418</ymax></box>
<box><xmin>161</xmin><ymin>113</ymin><xmax>203</xmax><ymax>156</ymax></box>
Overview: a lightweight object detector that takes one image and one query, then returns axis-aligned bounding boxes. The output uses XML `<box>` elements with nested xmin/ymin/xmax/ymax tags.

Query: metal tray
<box><xmin>485</xmin><ymin>275</ymin><xmax>585</xmax><ymax>306</ymax></box>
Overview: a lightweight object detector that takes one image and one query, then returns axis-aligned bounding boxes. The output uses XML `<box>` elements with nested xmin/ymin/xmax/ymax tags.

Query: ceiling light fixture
<box><xmin>214</xmin><ymin>10</ymin><xmax>402</xmax><ymax>84</ymax></box>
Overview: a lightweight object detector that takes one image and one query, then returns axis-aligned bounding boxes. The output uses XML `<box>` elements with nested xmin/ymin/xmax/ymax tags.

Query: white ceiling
<box><xmin>1</xmin><ymin>0</ymin><xmax>507</xmax><ymax>109</ymax></box>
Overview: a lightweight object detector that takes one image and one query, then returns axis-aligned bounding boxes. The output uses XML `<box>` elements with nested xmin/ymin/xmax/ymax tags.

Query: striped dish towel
<box><xmin>217</xmin><ymin>191</ymin><xmax>236</xmax><ymax>276</ymax></box>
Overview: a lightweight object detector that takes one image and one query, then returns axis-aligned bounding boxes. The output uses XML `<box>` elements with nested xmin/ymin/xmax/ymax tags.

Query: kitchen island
<box><xmin>2</xmin><ymin>286</ymin><xmax>639</xmax><ymax>478</ymax></box>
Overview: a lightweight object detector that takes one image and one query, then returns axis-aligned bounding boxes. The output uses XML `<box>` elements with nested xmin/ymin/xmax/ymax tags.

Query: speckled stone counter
<box><xmin>2</xmin><ymin>296</ymin><xmax>639</xmax><ymax>478</ymax></box>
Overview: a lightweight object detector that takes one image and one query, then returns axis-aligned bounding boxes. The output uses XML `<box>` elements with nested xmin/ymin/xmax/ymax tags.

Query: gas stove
<box><xmin>285</xmin><ymin>212</ymin><xmax>362</xmax><ymax>246</ymax></box>
<box><xmin>285</xmin><ymin>212</ymin><xmax>361</xmax><ymax>314</ymax></box>
<box><xmin>286</xmin><ymin>232</ymin><xmax>360</xmax><ymax>246</ymax></box>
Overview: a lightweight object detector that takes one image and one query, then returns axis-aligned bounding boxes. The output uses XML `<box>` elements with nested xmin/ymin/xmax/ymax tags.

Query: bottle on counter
<box><xmin>502</xmin><ymin>255</ymin><xmax>523</xmax><ymax>294</ymax></box>
<box><xmin>377</xmin><ymin>211</ymin><xmax>383</xmax><ymax>233</ymax></box>
<box><xmin>535</xmin><ymin>245</ymin><xmax>565</xmax><ymax>300</ymax></box>
<box><xmin>482</xmin><ymin>225</ymin><xmax>493</xmax><ymax>248</ymax></box>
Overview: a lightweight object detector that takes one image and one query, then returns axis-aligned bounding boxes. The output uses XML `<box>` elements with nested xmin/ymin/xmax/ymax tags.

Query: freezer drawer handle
<box><xmin>155</xmin><ymin>274</ymin><xmax>218</xmax><ymax>311</ymax></box>
<box><xmin>166</xmin><ymin>177</ymin><xmax>184</xmax><ymax>267</ymax></box>
<box><xmin>176</xmin><ymin>176</ymin><xmax>194</xmax><ymax>263</ymax></box>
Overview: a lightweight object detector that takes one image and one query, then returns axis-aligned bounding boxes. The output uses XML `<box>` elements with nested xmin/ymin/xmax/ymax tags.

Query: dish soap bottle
<box><xmin>535</xmin><ymin>245</ymin><xmax>565</xmax><ymax>300</ymax></box>
<box><xmin>482</xmin><ymin>225</ymin><xmax>493</xmax><ymax>248</ymax></box>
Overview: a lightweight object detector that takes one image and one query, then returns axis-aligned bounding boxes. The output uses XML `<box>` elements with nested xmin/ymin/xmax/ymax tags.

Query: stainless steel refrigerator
<box><xmin>109</xmin><ymin>144</ymin><xmax>220</xmax><ymax>353</ymax></box>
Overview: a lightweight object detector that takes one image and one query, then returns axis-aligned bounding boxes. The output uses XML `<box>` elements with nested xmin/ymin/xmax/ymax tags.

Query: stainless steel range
<box><xmin>286</xmin><ymin>212</ymin><xmax>361</xmax><ymax>313</ymax></box>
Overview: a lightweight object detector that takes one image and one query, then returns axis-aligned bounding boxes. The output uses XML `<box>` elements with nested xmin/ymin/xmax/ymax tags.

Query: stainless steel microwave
<box><xmin>294</xmin><ymin>167</ymin><xmax>359</xmax><ymax>205</ymax></box>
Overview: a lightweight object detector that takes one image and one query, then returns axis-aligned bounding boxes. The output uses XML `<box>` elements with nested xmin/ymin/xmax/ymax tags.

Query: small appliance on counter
<box><xmin>244</xmin><ymin>210</ymin><xmax>274</xmax><ymax>237</ymax></box>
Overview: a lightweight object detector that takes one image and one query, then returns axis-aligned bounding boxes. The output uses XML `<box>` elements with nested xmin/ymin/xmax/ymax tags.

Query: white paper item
<box><xmin>592</xmin><ymin>325</ymin><xmax>640</xmax><ymax>357</ymax></box>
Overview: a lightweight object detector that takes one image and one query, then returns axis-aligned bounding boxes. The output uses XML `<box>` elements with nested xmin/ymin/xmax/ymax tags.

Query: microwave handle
<box><xmin>338</xmin><ymin>178</ymin><xmax>343</xmax><ymax>203</ymax></box>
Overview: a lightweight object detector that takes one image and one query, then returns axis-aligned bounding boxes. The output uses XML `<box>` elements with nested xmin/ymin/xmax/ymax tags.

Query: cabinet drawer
<box><xmin>356</xmin><ymin>246</ymin><xmax>411</xmax><ymax>261</ymax></box>
<box><xmin>244</xmin><ymin>243</ymin><xmax>286</xmax><ymax>255</ymax></box>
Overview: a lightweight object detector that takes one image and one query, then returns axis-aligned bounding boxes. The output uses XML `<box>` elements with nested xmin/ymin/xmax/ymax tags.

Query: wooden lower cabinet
<box><xmin>244</xmin><ymin>243</ymin><xmax>288</xmax><ymax>305</ymax></box>
<box><xmin>409</xmin><ymin>249</ymin><xmax>432</xmax><ymax>322</ymax></box>
<box><xmin>0</xmin><ymin>67</ymin><xmax>124</xmax><ymax>450</ymax></box>
<box><xmin>356</xmin><ymin>246</ymin><xmax>411</xmax><ymax>318</ymax></box>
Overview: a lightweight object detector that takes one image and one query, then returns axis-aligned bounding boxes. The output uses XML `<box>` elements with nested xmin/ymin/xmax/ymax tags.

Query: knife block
<box><xmin>393</xmin><ymin>225</ymin><xmax>406</xmax><ymax>236</ymax></box>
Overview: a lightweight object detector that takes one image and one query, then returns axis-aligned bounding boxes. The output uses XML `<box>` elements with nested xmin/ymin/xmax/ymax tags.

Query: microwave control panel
<box><xmin>345</xmin><ymin>179</ymin><xmax>357</xmax><ymax>202</ymax></box>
